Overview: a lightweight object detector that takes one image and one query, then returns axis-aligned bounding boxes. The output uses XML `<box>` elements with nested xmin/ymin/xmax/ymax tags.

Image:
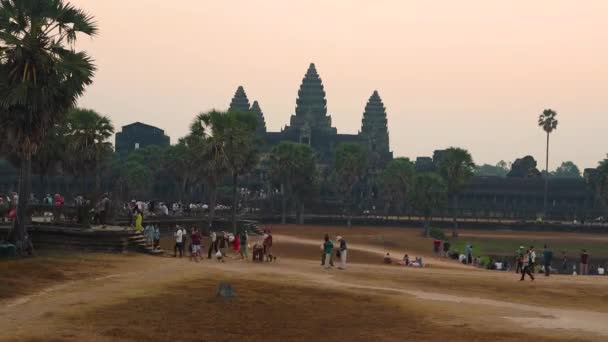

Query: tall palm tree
<box><xmin>538</xmin><ymin>109</ymin><xmax>558</xmax><ymax>218</ymax></box>
<box><xmin>409</xmin><ymin>173</ymin><xmax>447</xmax><ymax>237</ymax></box>
<box><xmin>334</xmin><ymin>143</ymin><xmax>368</xmax><ymax>228</ymax></box>
<box><xmin>437</xmin><ymin>147</ymin><xmax>475</xmax><ymax>237</ymax></box>
<box><xmin>379</xmin><ymin>157</ymin><xmax>415</xmax><ymax>219</ymax></box>
<box><xmin>64</xmin><ymin>108</ymin><xmax>114</xmax><ymax>194</ymax></box>
<box><xmin>269</xmin><ymin>141</ymin><xmax>317</xmax><ymax>224</ymax></box>
<box><xmin>0</xmin><ymin>0</ymin><xmax>97</xmax><ymax>250</ymax></box>
<box><xmin>195</xmin><ymin>110</ymin><xmax>258</xmax><ymax>232</ymax></box>
<box><xmin>190</xmin><ymin>113</ymin><xmax>228</xmax><ymax>230</ymax></box>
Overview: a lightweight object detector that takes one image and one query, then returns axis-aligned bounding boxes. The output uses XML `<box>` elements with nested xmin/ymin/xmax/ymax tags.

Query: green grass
<box><xmin>450</xmin><ymin>238</ymin><xmax>608</xmax><ymax>260</ymax></box>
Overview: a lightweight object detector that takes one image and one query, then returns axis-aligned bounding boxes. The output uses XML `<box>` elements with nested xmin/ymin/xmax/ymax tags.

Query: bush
<box><xmin>429</xmin><ymin>227</ymin><xmax>446</xmax><ymax>240</ymax></box>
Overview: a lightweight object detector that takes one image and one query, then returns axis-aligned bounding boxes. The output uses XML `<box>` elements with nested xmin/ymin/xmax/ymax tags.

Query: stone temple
<box><xmin>227</xmin><ymin>63</ymin><xmax>393</xmax><ymax>165</ymax></box>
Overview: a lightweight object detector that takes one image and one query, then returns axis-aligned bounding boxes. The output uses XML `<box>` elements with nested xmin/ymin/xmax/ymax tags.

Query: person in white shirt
<box><xmin>520</xmin><ymin>246</ymin><xmax>536</xmax><ymax>281</ymax></box>
<box><xmin>174</xmin><ymin>226</ymin><xmax>184</xmax><ymax>258</ymax></box>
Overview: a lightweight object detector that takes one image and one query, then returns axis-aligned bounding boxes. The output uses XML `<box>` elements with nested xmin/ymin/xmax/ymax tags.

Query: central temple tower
<box><xmin>285</xmin><ymin>63</ymin><xmax>337</xmax><ymax>144</ymax></box>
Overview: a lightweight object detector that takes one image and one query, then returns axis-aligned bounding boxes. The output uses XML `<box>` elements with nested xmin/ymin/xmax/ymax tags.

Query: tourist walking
<box><xmin>134</xmin><ymin>209</ymin><xmax>144</xmax><ymax>232</ymax></box>
<box><xmin>442</xmin><ymin>240</ymin><xmax>451</xmax><ymax>257</ymax></box>
<box><xmin>263</xmin><ymin>229</ymin><xmax>273</xmax><ymax>262</ymax></box>
<box><xmin>207</xmin><ymin>230</ymin><xmax>218</xmax><ymax>259</ymax></box>
<box><xmin>580</xmin><ymin>249</ymin><xmax>589</xmax><ymax>275</ymax></box>
<box><xmin>239</xmin><ymin>229</ymin><xmax>248</xmax><ymax>260</ymax></box>
<box><xmin>153</xmin><ymin>226</ymin><xmax>160</xmax><ymax>249</ymax></box>
<box><xmin>520</xmin><ymin>246</ymin><xmax>535</xmax><ymax>281</ymax></box>
<box><xmin>543</xmin><ymin>245</ymin><xmax>553</xmax><ymax>276</ymax></box>
<box><xmin>174</xmin><ymin>226</ymin><xmax>184</xmax><ymax>258</ymax></box>
<box><xmin>233</xmin><ymin>232</ymin><xmax>241</xmax><ymax>257</ymax></box>
<box><xmin>465</xmin><ymin>244</ymin><xmax>473</xmax><ymax>264</ymax></box>
<box><xmin>337</xmin><ymin>236</ymin><xmax>347</xmax><ymax>270</ymax></box>
<box><xmin>219</xmin><ymin>232</ymin><xmax>227</xmax><ymax>257</ymax></box>
<box><xmin>323</xmin><ymin>234</ymin><xmax>334</xmax><ymax>269</ymax></box>
<box><xmin>190</xmin><ymin>227</ymin><xmax>202</xmax><ymax>262</ymax></box>
<box><xmin>515</xmin><ymin>246</ymin><xmax>524</xmax><ymax>274</ymax></box>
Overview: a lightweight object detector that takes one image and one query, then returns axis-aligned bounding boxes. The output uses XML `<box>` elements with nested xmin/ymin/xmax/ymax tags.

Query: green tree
<box><xmin>594</xmin><ymin>158</ymin><xmax>608</xmax><ymax>212</ymax></box>
<box><xmin>538</xmin><ymin>109</ymin><xmax>558</xmax><ymax>217</ymax></box>
<box><xmin>190</xmin><ymin>113</ymin><xmax>228</xmax><ymax>229</ymax></box>
<box><xmin>163</xmin><ymin>137</ymin><xmax>201</xmax><ymax>202</ymax></box>
<box><xmin>64</xmin><ymin>108</ymin><xmax>114</xmax><ymax>194</ymax></box>
<box><xmin>334</xmin><ymin>143</ymin><xmax>367</xmax><ymax>228</ymax></box>
<box><xmin>269</xmin><ymin>141</ymin><xmax>318</xmax><ymax>224</ymax></box>
<box><xmin>475</xmin><ymin>161</ymin><xmax>509</xmax><ymax>177</ymax></box>
<box><xmin>0</xmin><ymin>0</ymin><xmax>97</xmax><ymax>251</ymax></box>
<box><xmin>196</xmin><ymin>110</ymin><xmax>258</xmax><ymax>232</ymax></box>
<box><xmin>409</xmin><ymin>173</ymin><xmax>447</xmax><ymax>237</ymax></box>
<box><xmin>437</xmin><ymin>147</ymin><xmax>475</xmax><ymax>237</ymax></box>
<box><xmin>552</xmin><ymin>161</ymin><xmax>581</xmax><ymax>178</ymax></box>
<box><xmin>379</xmin><ymin>157</ymin><xmax>415</xmax><ymax>218</ymax></box>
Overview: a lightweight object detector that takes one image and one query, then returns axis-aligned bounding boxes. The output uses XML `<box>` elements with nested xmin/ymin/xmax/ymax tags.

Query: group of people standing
<box><xmin>322</xmin><ymin>234</ymin><xmax>347</xmax><ymax>270</ymax></box>
<box><xmin>171</xmin><ymin>225</ymin><xmax>273</xmax><ymax>263</ymax></box>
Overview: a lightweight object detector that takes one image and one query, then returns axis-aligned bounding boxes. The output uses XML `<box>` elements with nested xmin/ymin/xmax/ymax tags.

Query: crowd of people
<box><xmin>168</xmin><ymin>225</ymin><xmax>275</xmax><ymax>263</ymax></box>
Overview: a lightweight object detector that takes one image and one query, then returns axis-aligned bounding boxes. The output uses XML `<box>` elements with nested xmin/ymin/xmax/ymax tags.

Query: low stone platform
<box><xmin>0</xmin><ymin>224</ymin><xmax>164</xmax><ymax>255</ymax></box>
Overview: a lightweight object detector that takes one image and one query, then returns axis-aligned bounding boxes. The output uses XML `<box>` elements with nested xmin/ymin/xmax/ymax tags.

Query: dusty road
<box><xmin>2</xmin><ymin>227</ymin><xmax>608</xmax><ymax>341</ymax></box>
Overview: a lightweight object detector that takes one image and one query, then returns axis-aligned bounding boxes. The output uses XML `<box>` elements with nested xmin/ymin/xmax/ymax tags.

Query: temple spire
<box><xmin>250</xmin><ymin>100</ymin><xmax>267</xmax><ymax>134</ymax></box>
<box><xmin>228</xmin><ymin>86</ymin><xmax>251</xmax><ymax>113</ymax></box>
<box><xmin>287</xmin><ymin>63</ymin><xmax>335</xmax><ymax>135</ymax></box>
<box><xmin>361</xmin><ymin>90</ymin><xmax>391</xmax><ymax>161</ymax></box>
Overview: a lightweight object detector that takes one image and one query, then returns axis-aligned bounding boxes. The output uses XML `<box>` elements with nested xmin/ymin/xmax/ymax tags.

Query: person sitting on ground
<box><xmin>383</xmin><ymin>253</ymin><xmax>392</xmax><ymax>264</ymax></box>
<box><xmin>442</xmin><ymin>240</ymin><xmax>451</xmax><ymax>257</ymax></box>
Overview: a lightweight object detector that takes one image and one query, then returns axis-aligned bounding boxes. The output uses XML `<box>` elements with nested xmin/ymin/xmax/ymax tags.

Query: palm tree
<box><xmin>437</xmin><ymin>147</ymin><xmax>475</xmax><ymax>237</ymax></box>
<box><xmin>195</xmin><ymin>110</ymin><xmax>258</xmax><ymax>232</ymax></box>
<box><xmin>190</xmin><ymin>113</ymin><xmax>227</xmax><ymax>230</ymax></box>
<box><xmin>0</xmin><ymin>0</ymin><xmax>97</xmax><ymax>251</ymax></box>
<box><xmin>334</xmin><ymin>143</ymin><xmax>368</xmax><ymax>228</ymax></box>
<box><xmin>538</xmin><ymin>109</ymin><xmax>558</xmax><ymax>218</ymax></box>
<box><xmin>64</xmin><ymin>108</ymin><xmax>114</xmax><ymax>194</ymax></box>
<box><xmin>269</xmin><ymin>141</ymin><xmax>317</xmax><ymax>224</ymax></box>
<box><xmin>379</xmin><ymin>157</ymin><xmax>415</xmax><ymax>219</ymax></box>
<box><xmin>409</xmin><ymin>173</ymin><xmax>447</xmax><ymax>237</ymax></box>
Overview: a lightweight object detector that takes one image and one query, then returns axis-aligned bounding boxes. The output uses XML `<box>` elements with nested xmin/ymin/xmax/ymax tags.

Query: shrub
<box><xmin>429</xmin><ymin>227</ymin><xmax>446</xmax><ymax>240</ymax></box>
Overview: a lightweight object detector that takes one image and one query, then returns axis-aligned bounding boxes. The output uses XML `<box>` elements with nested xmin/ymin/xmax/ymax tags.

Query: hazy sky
<box><xmin>72</xmin><ymin>0</ymin><xmax>608</xmax><ymax>170</ymax></box>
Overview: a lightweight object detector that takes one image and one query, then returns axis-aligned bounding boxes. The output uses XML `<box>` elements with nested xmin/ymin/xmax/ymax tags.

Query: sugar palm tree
<box><xmin>409</xmin><ymin>173</ymin><xmax>447</xmax><ymax>237</ymax></box>
<box><xmin>437</xmin><ymin>147</ymin><xmax>475</xmax><ymax>237</ymax></box>
<box><xmin>0</xmin><ymin>0</ymin><xmax>97</xmax><ymax>251</ymax></box>
<box><xmin>269</xmin><ymin>141</ymin><xmax>317</xmax><ymax>224</ymax></box>
<box><xmin>195</xmin><ymin>110</ymin><xmax>258</xmax><ymax>232</ymax></box>
<box><xmin>190</xmin><ymin>113</ymin><xmax>228</xmax><ymax>230</ymax></box>
<box><xmin>334</xmin><ymin>143</ymin><xmax>368</xmax><ymax>228</ymax></box>
<box><xmin>379</xmin><ymin>157</ymin><xmax>415</xmax><ymax>219</ymax></box>
<box><xmin>64</xmin><ymin>108</ymin><xmax>114</xmax><ymax>194</ymax></box>
<box><xmin>538</xmin><ymin>109</ymin><xmax>558</xmax><ymax>218</ymax></box>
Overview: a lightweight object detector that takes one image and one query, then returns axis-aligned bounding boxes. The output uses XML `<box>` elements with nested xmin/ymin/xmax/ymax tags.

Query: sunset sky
<box><xmin>72</xmin><ymin>0</ymin><xmax>608</xmax><ymax>170</ymax></box>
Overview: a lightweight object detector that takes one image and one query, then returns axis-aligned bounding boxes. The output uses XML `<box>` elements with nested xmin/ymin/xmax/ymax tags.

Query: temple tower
<box><xmin>250</xmin><ymin>100</ymin><xmax>267</xmax><ymax>134</ymax></box>
<box><xmin>287</xmin><ymin>63</ymin><xmax>337</xmax><ymax>139</ymax></box>
<box><xmin>360</xmin><ymin>90</ymin><xmax>392</xmax><ymax>164</ymax></box>
<box><xmin>228</xmin><ymin>86</ymin><xmax>251</xmax><ymax>113</ymax></box>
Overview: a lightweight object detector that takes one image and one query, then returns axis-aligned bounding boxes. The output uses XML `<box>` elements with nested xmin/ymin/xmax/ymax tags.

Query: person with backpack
<box><xmin>520</xmin><ymin>246</ymin><xmax>535</xmax><ymax>281</ymax></box>
<box><xmin>337</xmin><ymin>236</ymin><xmax>347</xmax><ymax>270</ymax></box>
<box><xmin>323</xmin><ymin>234</ymin><xmax>334</xmax><ymax>269</ymax></box>
<box><xmin>515</xmin><ymin>246</ymin><xmax>524</xmax><ymax>274</ymax></box>
<box><xmin>543</xmin><ymin>245</ymin><xmax>553</xmax><ymax>276</ymax></box>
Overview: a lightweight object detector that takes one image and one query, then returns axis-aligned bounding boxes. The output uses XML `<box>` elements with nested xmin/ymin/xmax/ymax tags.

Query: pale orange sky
<box><xmin>72</xmin><ymin>0</ymin><xmax>608</xmax><ymax>170</ymax></box>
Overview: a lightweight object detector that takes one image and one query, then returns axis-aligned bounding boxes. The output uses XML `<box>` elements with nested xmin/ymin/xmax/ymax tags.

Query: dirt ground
<box><xmin>2</xmin><ymin>225</ymin><xmax>608</xmax><ymax>341</ymax></box>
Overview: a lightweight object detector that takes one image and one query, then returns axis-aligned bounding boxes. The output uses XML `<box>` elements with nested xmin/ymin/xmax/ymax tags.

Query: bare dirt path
<box><xmin>2</xmin><ymin>234</ymin><xmax>608</xmax><ymax>341</ymax></box>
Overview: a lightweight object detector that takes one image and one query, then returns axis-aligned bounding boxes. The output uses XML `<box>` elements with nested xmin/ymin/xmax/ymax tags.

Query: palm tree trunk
<box><xmin>452</xmin><ymin>195</ymin><xmax>459</xmax><ymax>237</ymax></box>
<box><xmin>424</xmin><ymin>216</ymin><xmax>431</xmax><ymax>237</ymax></box>
<box><xmin>207</xmin><ymin>184</ymin><xmax>217</xmax><ymax>231</ymax></box>
<box><xmin>280</xmin><ymin>183</ymin><xmax>286</xmax><ymax>224</ymax></box>
<box><xmin>13</xmin><ymin>155</ymin><xmax>32</xmax><ymax>254</ymax></box>
<box><xmin>231</xmin><ymin>172</ymin><xmax>238</xmax><ymax>234</ymax></box>
<box><xmin>543</xmin><ymin>132</ymin><xmax>550</xmax><ymax>219</ymax></box>
<box><xmin>298</xmin><ymin>202</ymin><xmax>305</xmax><ymax>224</ymax></box>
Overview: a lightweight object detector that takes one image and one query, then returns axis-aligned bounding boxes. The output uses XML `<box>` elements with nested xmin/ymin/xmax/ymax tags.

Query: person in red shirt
<box><xmin>433</xmin><ymin>239</ymin><xmax>441</xmax><ymax>255</ymax></box>
<box><xmin>580</xmin><ymin>249</ymin><xmax>589</xmax><ymax>275</ymax></box>
<box><xmin>190</xmin><ymin>227</ymin><xmax>202</xmax><ymax>262</ymax></box>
